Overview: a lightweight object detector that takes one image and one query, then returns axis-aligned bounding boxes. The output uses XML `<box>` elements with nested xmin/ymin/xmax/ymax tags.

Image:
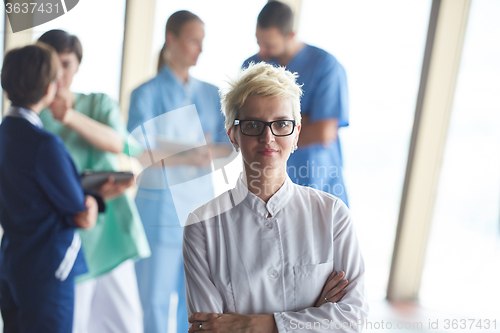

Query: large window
<box><xmin>298</xmin><ymin>0</ymin><xmax>432</xmax><ymax>299</ymax></box>
<box><xmin>31</xmin><ymin>0</ymin><xmax>126</xmax><ymax>102</ymax></box>
<box><xmin>419</xmin><ymin>0</ymin><xmax>500</xmax><ymax>318</ymax></box>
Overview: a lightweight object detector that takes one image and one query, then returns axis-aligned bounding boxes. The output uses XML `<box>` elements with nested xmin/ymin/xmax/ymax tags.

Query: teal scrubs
<box><xmin>243</xmin><ymin>45</ymin><xmax>350</xmax><ymax>206</ymax></box>
<box><xmin>127</xmin><ymin>65</ymin><xmax>228</xmax><ymax>333</ymax></box>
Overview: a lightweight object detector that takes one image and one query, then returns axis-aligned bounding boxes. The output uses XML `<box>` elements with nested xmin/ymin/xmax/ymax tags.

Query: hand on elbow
<box><xmin>315</xmin><ymin>270</ymin><xmax>348</xmax><ymax>307</ymax></box>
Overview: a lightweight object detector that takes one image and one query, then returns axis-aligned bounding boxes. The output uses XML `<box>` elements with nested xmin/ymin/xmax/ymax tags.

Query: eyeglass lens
<box><xmin>240</xmin><ymin>120</ymin><xmax>294</xmax><ymax>136</ymax></box>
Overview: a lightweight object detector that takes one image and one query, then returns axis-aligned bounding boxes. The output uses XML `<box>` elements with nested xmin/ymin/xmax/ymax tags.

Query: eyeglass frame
<box><xmin>233</xmin><ymin>119</ymin><xmax>297</xmax><ymax>137</ymax></box>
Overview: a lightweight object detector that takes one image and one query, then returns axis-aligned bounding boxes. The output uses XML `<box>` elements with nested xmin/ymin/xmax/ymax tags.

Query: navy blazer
<box><xmin>0</xmin><ymin>116</ymin><xmax>88</xmax><ymax>283</ymax></box>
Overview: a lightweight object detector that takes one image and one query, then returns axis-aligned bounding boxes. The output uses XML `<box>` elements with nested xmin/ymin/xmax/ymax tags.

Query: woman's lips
<box><xmin>258</xmin><ymin>149</ymin><xmax>277</xmax><ymax>156</ymax></box>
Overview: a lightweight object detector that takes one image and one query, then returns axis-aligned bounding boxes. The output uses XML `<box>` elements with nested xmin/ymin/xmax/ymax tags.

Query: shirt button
<box><xmin>265</xmin><ymin>222</ymin><xmax>273</xmax><ymax>229</ymax></box>
<box><xmin>268</xmin><ymin>269</ymin><xmax>279</xmax><ymax>279</ymax></box>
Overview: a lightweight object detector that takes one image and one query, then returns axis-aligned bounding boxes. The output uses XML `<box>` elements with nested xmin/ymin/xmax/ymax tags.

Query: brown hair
<box><xmin>257</xmin><ymin>1</ymin><xmax>294</xmax><ymax>36</ymax></box>
<box><xmin>38</xmin><ymin>29</ymin><xmax>83</xmax><ymax>63</ymax></box>
<box><xmin>157</xmin><ymin>10</ymin><xmax>203</xmax><ymax>72</ymax></box>
<box><xmin>1</xmin><ymin>43</ymin><xmax>59</xmax><ymax>108</ymax></box>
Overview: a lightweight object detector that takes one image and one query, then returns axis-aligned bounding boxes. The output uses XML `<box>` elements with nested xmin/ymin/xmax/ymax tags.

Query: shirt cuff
<box><xmin>274</xmin><ymin>312</ymin><xmax>287</xmax><ymax>333</ymax></box>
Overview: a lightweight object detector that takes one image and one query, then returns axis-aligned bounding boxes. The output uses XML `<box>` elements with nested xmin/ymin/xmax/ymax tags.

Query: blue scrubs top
<box><xmin>127</xmin><ymin>66</ymin><xmax>229</xmax><ymax>245</ymax></box>
<box><xmin>243</xmin><ymin>45</ymin><xmax>349</xmax><ymax>205</ymax></box>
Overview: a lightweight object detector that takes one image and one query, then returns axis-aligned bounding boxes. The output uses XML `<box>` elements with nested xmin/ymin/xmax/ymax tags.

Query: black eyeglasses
<box><xmin>234</xmin><ymin>119</ymin><xmax>296</xmax><ymax>137</ymax></box>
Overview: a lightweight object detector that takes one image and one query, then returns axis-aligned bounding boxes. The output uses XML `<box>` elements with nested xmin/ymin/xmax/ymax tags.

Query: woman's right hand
<box><xmin>97</xmin><ymin>176</ymin><xmax>134</xmax><ymax>201</ymax></box>
<box><xmin>315</xmin><ymin>270</ymin><xmax>348</xmax><ymax>307</ymax></box>
<box><xmin>49</xmin><ymin>90</ymin><xmax>73</xmax><ymax>124</ymax></box>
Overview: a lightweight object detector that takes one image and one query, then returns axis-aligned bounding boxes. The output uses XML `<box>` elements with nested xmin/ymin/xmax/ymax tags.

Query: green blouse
<box><xmin>40</xmin><ymin>93</ymin><xmax>150</xmax><ymax>282</ymax></box>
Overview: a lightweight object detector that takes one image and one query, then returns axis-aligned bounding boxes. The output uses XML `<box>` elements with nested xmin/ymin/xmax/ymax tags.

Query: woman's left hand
<box><xmin>188</xmin><ymin>312</ymin><xmax>278</xmax><ymax>333</ymax></box>
<box><xmin>315</xmin><ymin>270</ymin><xmax>348</xmax><ymax>307</ymax></box>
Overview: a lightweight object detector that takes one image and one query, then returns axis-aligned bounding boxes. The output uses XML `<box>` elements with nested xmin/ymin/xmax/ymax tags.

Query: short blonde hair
<box><xmin>220</xmin><ymin>62</ymin><xmax>302</xmax><ymax>137</ymax></box>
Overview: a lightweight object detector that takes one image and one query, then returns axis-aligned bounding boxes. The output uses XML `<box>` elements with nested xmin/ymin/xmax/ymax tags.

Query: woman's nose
<box><xmin>259</xmin><ymin>125</ymin><xmax>275</xmax><ymax>143</ymax></box>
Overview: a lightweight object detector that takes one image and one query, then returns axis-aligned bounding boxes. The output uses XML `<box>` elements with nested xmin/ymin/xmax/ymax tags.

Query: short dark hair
<box><xmin>257</xmin><ymin>1</ymin><xmax>294</xmax><ymax>36</ymax></box>
<box><xmin>38</xmin><ymin>29</ymin><xmax>83</xmax><ymax>63</ymax></box>
<box><xmin>1</xmin><ymin>43</ymin><xmax>59</xmax><ymax>107</ymax></box>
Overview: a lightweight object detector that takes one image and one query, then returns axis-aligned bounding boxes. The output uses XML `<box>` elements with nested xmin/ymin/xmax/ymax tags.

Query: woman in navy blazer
<box><xmin>0</xmin><ymin>43</ymin><xmax>103</xmax><ymax>333</ymax></box>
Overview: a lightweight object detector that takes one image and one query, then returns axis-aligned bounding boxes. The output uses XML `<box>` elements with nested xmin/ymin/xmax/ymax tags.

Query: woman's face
<box><xmin>57</xmin><ymin>52</ymin><xmax>80</xmax><ymax>91</ymax></box>
<box><xmin>230</xmin><ymin>95</ymin><xmax>301</xmax><ymax>174</ymax></box>
<box><xmin>167</xmin><ymin>20</ymin><xmax>204</xmax><ymax>68</ymax></box>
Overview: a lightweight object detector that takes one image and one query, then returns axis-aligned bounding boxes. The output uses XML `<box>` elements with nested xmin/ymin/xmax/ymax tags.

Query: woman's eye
<box><xmin>276</xmin><ymin>121</ymin><xmax>290</xmax><ymax>128</ymax></box>
<box><xmin>245</xmin><ymin>122</ymin><xmax>258</xmax><ymax>129</ymax></box>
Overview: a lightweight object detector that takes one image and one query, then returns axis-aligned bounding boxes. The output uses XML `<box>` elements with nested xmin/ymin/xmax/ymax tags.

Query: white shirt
<box><xmin>183</xmin><ymin>173</ymin><xmax>369</xmax><ymax>332</ymax></box>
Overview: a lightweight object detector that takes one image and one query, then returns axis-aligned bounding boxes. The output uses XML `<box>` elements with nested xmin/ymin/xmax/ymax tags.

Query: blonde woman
<box><xmin>183</xmin><ymin>62</ymin><xmax>368</xmax><ymax>332</ymax></box>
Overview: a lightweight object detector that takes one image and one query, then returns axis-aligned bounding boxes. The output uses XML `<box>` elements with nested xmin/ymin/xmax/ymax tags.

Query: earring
<box><xmin>291</xmin><ymin>144</ymin><xmax>298</xmax><ymax>154</ymax></box>
<box><xmin>234</xmin><ymin>145</ymin><xmax>240</xmax><ymax>152</ymax></box>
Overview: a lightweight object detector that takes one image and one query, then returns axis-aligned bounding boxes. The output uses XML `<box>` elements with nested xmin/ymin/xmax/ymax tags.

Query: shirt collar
<box><xmin>231</xmin><ymin>172</ymin><xmax>295</xmax><ymax>218</ymax></box>
<box><xmin>6</xmin><ymin>106</ymin><xmax>43</xmax><ymax>129</ymax></box>
<box><xmin>159</xmin><ymin>65</ymin><xmax>193</xmax><ymax>105</ymax></box>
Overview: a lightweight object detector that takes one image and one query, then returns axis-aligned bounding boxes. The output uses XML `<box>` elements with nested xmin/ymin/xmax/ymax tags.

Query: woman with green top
<box><xmin>38</xmin><ymin>30</ymin><xmax>150</xmax><ymax>333</ymax></box>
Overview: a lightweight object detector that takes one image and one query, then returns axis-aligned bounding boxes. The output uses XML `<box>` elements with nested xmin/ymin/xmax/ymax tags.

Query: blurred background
<box><xmin>1</xmin><ymin>0</ymin><xmax>499</xmax><ymax>332</ymax></box>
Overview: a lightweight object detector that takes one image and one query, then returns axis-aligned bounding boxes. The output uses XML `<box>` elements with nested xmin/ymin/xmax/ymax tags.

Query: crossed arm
<box><xmin>297</xmin><ymin>116</ymin><xmax>339</xmax><ymax>148</ymax></box>
<box><xmin>187</xmin><ymin>271</ymin><xmax>349</xmax><ymax>333</ymax></box>
<box><xmin>136</xmin><ymin>142</ymin><xmax>233</xmax><ymax>168</ymax></box>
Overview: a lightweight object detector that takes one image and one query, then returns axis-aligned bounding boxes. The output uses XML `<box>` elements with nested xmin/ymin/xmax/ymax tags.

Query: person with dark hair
<box><xmin>37</xmin><ymin>29</ymin><xmax>150</xmax><ymax>333</ymax></box>
<box><xmin>127</xmin><ymin>10</ymin><xmax>232</xmax><ymax>333</ymax></box>
<box><xmin>243</xmin><ymin>1</ymin><xmax>350</xmax><ymax>206</ymax></box>
<box><xmin>0</xmin><ymin>43</ymin><xmax>102</xmax><ymax>332</ymax></box>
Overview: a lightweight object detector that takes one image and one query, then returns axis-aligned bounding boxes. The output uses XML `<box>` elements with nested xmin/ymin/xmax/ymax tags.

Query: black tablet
<box><xmin>81</xmin><ymin>170</ymin><xmax>134</xmax><ymax>191</ymax></box>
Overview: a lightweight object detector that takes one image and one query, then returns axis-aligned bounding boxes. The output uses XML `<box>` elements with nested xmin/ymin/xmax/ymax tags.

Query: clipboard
<box><xmin>81</xmin><ymin>170</ymin><xmax>134</xmax><ymax>191</ymax></box>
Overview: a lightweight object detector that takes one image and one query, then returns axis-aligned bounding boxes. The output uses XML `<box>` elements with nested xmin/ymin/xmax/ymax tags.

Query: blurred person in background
<box><xmin>127</xmin><ymin>10</ymin><xmax>231</xmax><ymax>333</ymax></box>
<box><xmin>38</xmin><ymin>29</ymin><xmax>150</xmax><ymax>333</ymax></box>
<box><xmin>0</xmin><ymin>43</ymin><xmax>102</xmax><ymax>333</ymax></box>
<box><xmin>243</xmin><ymin>1</ymin><xmax>350</xmax><ymax>205</ymax></box>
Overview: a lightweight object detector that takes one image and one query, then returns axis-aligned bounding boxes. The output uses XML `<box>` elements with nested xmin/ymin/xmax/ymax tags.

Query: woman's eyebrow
<box><xmin>239</xmin><ymin>116</ymin><xmax>291</xmax><ymax>121</ymax></box>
